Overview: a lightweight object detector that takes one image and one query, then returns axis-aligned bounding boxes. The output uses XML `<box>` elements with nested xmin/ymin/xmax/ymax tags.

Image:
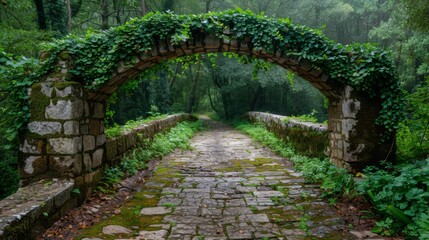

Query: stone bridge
<box><xmin>19</xmin><ymin>11</ymin><xmax>398</xmax><ymax>191</ymax></box>
<box><xmin>0</xmin><ymin>11</ymin><xmax>402</xmax><ymax>236</ymax></box>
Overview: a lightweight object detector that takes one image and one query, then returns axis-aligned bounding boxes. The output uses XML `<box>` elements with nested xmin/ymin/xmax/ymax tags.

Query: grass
<box><xmin>105</xmin><ymin>114</ymin><xmax>170</xmax><ymax>138</ymax></box>
<box><xmin>101</xmin><ymin>120</ymin><xmax>203</xmax><ymax>188</ymax></box>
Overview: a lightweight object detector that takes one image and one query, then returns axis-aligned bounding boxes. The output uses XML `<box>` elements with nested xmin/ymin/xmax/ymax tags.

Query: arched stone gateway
<box><xmin>20</xmin><ymin>10</ymin><xmax>402</xmax><ymax>188</ymax></box>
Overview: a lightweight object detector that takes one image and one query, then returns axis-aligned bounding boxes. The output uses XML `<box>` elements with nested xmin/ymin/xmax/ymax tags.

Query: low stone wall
<box><xmin>245</xmin><ymin>112</ymin><xmax>328</xmax><ymax>158</ymax></box>
<box><xmin>105</xmin><ymin>114</ymin><xmax>196</xmax><ymax>163</ymax></box>
<box><xmin>0</xmin><ymin>179</ymin><xmax>75</xmax><ymax>240</ymax></box>
<box><xmin>0</xmin><ymin>113</ymin><xmax>195</xmax><ymax>240</ymax></box>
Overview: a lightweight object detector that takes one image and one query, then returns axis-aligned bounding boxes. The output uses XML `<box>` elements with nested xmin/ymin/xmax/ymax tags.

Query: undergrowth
<box><xmin>98</xmin><ymin>120</ymin><xmax>202</xmax><ymax>193</ymax></box>
<box><xmin>234</xmin><ymin>121</ymin><xmax>355</xmax><ymax>199</ymax></box>
<box><xmin>104</xmin><ymin>113</ymin><xmax>169</xmax><ymax>138</ymax></box>
<box><xmin>358</xmin><ymin>160</ymin><xmax>429</xmax><ymax>239</ymax></box>
<box><xmin>235</xmin><ymin>120</ymin><xmax>429</xmax><ymax>239</ymax></box>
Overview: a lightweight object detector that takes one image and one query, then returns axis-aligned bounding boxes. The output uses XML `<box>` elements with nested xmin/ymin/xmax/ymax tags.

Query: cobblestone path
<box><xmin>79</xmin><ymin>121</ymin><xmax>361</xmax><ymax>240</ymax></box>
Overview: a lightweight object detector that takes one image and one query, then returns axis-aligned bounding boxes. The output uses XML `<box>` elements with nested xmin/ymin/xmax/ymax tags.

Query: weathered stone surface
<box><xmin>74</xmin><ymin>120</ymin><xmax>361</xmax><ymax>240</ymax></box>
<box><xmin>96</xmin><ymin>134</ymin><xmax>106</xmax><ymax>147</ymax></box>
<box><xmin>45</xmin><ymin>99</ymin><xmax>83</xmax><ymax>120</ymax></box>
<box><xmin>92</xmin><ymin>149</ymin><xmax>104</xmax><ymax>168</ymax></box>
<box><xmin>19</xmin><ymin>139</ymin><xmax>44</xmax><ymax>154</ymax></box>
<box><xmin>83</xmin><ymin>153</ymin><xmax>92</xmax><ymax>171</ymax></box>
<box><xmin>83</xmin><ymin>135</ymin><xmax>95</xmax><ymax>151</ymax></box>
<box><xmin>93</xmin><ymin>102</ymin><xmax>104</xmax><ymax>118</ymax></box>
<box><xmin>0</xmin><ymin>179</ymin><xmax>74</xmax><ymax>239</ymax></box>
<box><xmin>245</xmin><ymin>112</ymin><xmax>328</xmax><ymax>158</ymax></box>
<box><xmin>28</xmin><ymin>121</ymin><xmax>62</xmax><ymax>135</ymax></box>
<box><xmin>48</xmin><ymin>137</ymin><xmax>82</xmax><ymax>154</ymax></box>
<box><xmin>22</xmin><ymin>156</ymin><xmax>47</xmax><ymax>175</ymax></box>
<box><xmin>138</xmin><ymin>230</ymin><xmax>168</xmax><ymax>240</ymax></box>
<box><xmin>140</xmin><ymin>207</ymin><xmax>171</xmax><ymax>215</ymax></box>
<box><xmin>106</xmin><ymin>140</ymin><xmax>117</xmax><ymax>161</ymax></box>
<box><xmin>55</xmin><ymin>86</ymin><xmax>73</xmax><ymax>97</ymax></box>
<box><xmin>253</xmin><ymin>191</ymin><xmax>284</xmax><ymax>198</ymax></box>
<box><xmin>64</xmin><ymin>121</ymin><xmax>79</xmax><ymax>135</ymax></box>
<box><xmin>102</xmin><ymin>225</ymin><xmax>132</xmax><ymax>235</ymax></box>
<box><xmin>41</xmin><ymin>82</ymin><xmax>53</xmax><ymax>97</ymax></box>
<box><xmin>49</xmin><ymin>155</ymin><xmax>78</xmax><ymax>174</ymax></box>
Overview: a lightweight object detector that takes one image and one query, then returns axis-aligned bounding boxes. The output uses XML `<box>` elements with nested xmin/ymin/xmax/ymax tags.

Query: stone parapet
<box><xmin>105</xmin><ymin>114</ymin><xmax>196</xmax><ymax>163</ymax></box>
<box><xmin>245</xmin><ymin>112</ymin><xmax>328</xmax><ymax>158</ymax></box>
<box><xmin>0</xmin><ymin>179</ymin><xmax>75</xmax><ymax>240</ymax></box>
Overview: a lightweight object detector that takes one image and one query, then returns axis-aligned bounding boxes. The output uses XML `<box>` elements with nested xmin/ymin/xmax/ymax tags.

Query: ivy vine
<box><xmin>0</xmin><ymin>49</ymin><xmax>39</xmax><ymax>144</ymax></box>
<box><xmin>31</xmin><ymin>9</ymin><xmax>406</xmax><ymax>139</ymax></box>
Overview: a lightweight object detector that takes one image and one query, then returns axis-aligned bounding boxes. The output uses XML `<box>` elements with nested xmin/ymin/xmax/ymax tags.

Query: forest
<box><xmin>0</xmin><ymin>0</ymin><xmax>428</xmax><ymax>238</ymax></box>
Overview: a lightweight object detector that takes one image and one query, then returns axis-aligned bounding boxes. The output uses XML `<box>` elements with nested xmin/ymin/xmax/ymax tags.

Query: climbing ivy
<box><xmin>38</xmin><ymin>9</ymin><xmax>405</xmax><ymax>138</ymax></box>
<box><xmin>0</xmin><ymin>49</ymin><xmax>38</xmax><ymax>143</ymax></box>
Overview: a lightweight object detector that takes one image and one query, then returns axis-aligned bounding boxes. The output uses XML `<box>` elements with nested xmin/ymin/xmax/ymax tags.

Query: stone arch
<box><xmin>20</xmin><ymin>10</ymin><xmax>399</xmax><ymax>188</ymax></box>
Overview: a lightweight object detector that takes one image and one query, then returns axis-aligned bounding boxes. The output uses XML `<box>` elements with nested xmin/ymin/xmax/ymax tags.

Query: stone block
<box><xmin>92</xmin><ymin>149</ymin><xmax>104</xmax><ymax>168</ymax></box>
<box><xmin>342</xmin><ymin>99</ymin><xmax>361</xmax><ymax>119</ymax></box>
<box><xmin>47</xmin><ymin>137</ymin><xmax>82</xmax><ymax>154</ymax></box>
<box><xmin>83</xmin><ymin>101</ymin><xmax>89</xmax><ymax>117</ymax></box>
<box><xmin>99</xmin><ymin>121</ymin><xmax>105</xmax><ymax>133</ymax></box>
<box><xmin>80</xmin><ymin>124</ymin><xmax>89</xmax><ymax>135</ymax></box>
<box><xmin>93</xmin><ymin>102</ymin><xmax>104</xmax><ymax>118</ymax></box>
<box><xmin>96</xmin><ymin>134</ymin><xmax>106</xmax><ymax>147</ymax></box>
<box><xmin>83</xmin><ymin>153</ymin><xmax>92</xmax><ymax>171</ymax></box>
<box><xmin>60</xmin><ymin>198</ymin><xmax>77</xmax><ymax>217</ymax></box>
<box><xmin>83</xmin><ymin>135</ymin><xmax>95</xmax><ymax>152</ymax></box>
<box><xmin>49</xmin><ymin>155</ymin><xmax>76</xmax><ymax>174</ymax></box>
<box><xmin>45</xmin><ymin>99</ymin><xmax>83</xmax><ymax>120</ymax></box>
<box><xmin>55</xmin><ymin>86</ymin><xmax>73</xmax><ymax>97</ymax></box>
<box><xmin>19</xmin><ymin>139</ymin><xmax>44</xmax><ymax>154</ymax></box>
<box><xmin>53</xmin><ymin>186</ymin><xmax>71</xmax><ymax>208</ymax></box>
<box><xmin>89</xmin><ymin>120</ymin><xmax>100</xmax><ymax>135</ymax></box>
<box><xmin>84</xmin><ymin>169</ymin><xmax>102</xmax><ymax>186</ymax></box>
<box><xmin>22</xmin><ymin>156</ymin><xmax>47</xmax><ymax>176</ymax></box>
<box><xmin>106</xmin><ymin>140</ymin><xmax>117</xmax><ymax>162</ymax></box>
<box><xmin>28</xmin><ymin>121</ymin><xmax>62</xmax><ymax>135</ymax></box>
<box><xmin>41</xmin><ymin>82</ymin><xmax>53</xmax><ymax>97</ymax></box>
<box><xmin>64</xmin><ymin>121</ymin><xmax>79</xmax><ymax>135</ymax></box>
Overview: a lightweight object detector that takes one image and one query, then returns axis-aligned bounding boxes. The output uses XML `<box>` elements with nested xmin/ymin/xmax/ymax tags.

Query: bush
<box><xmin>357</xmin><ymin>159</ymin><xmax>429</xmax><ymax>238</ymax></box>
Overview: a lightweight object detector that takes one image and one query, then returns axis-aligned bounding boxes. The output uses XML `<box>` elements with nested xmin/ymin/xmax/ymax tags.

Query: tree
<box><xmin>33</xmin><ymin>0</ymin><xmax>47</xmax><ymax>30</ymax></box>
<box><xmin>45</xmin><ymin>0</ymin><xmax>68</xmax><ymax>35</ymax></box>
<box><xmin>401</xmin><ymin>0</ymin><xmax>429</xmax><ymax>32</ymax></box>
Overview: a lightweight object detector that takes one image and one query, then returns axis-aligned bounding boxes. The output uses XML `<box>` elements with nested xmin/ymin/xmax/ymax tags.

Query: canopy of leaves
<box><xmin>40</xmin><ymin>9</ymin><xmax>403</xmax><ymax>137</ymax></box>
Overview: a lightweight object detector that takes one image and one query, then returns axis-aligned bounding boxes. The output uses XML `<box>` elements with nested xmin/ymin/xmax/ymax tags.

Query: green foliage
<box><xmin>45</xmin><ymin>0</ymin><xmax>68</xmax><ymax>36</ymax></box>
<box><xmin>105</xmin><ymin>114</ymin><xmax>169</xmax><ymax>138</ymax></box>
<box><xmin>0</xmin><ymin>49</ymin><xmax>38</xmax><ymax>143</ymax></box>
<box><xmin>102</xmin><ymin>120</ymin><xmax>202</xmax><ymax>187</ymax></box>
<box><xmin>0</xmin><ymin>26</ymin><xmax>54</xmax><ymax>57</ymax></box>
<box><xmin>282</xmin><ymin>113</ymin><xmax>319</xmax><ymax>124</ymax></box>
<box><xmin>40</xmin><ymin>9</ymin><xmax>403</xmax><ymax>138</ymax></box>
<box><xmin>0</xmin><ymin>48</ymin><xmax>38</xmax><ymax>198</ymax></box>
<box><xmin>235</xmin><ymin>121</ymin><xmax>355</xmax><ymax>198</ymax></box>
<box><xmin>400</xmin><ymin>0</ymin><xmax>429</xmax><ymax>32</ymax></box>
<box><xmin>357</xmin><ymin>159</ymin><xmax>429</xmax><ymax>238</ymax></box>
<box><xmin>397</xmin><ymin>77</ymin><xmax>429</xmax><ymax>161</ymax></box>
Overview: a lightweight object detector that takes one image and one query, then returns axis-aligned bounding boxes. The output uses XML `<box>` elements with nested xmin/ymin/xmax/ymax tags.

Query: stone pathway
<box><xmin>78</xmin><ymin>121</ymin><xmax>376</xmax><ymax>240</ymax></box>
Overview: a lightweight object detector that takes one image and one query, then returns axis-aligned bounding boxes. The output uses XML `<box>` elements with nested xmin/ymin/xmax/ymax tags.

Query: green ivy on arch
<box><xmin>34</xmin><ymin>9</ymin><xmax>406</xmax><ymax>139</ymax></box>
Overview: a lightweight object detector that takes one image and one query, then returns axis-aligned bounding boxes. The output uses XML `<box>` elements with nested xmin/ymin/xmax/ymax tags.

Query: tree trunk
<box><xmin>250</xmin><ymin>85</ymin><xmax>262</xmax><ymax>111</ymax></box>
<box><xmin>101</xmin><ymin>0</ymin><xmax>109</xmax><ymax>30</ymax></box>
<box><xmin>65</xmin><ymin>0</ymin><xmax>72</xmax><ymax>32</ymax></box>
<box><xmin>46</xmin><ymin>0</ymin><xmax>68</xmax><ymax>35</ymax></box>
<box><xmin>113</xmin><ymin>0</ymin><xmax>123</xmax><ymax>25</ymax></box>
<box><xmin>141</xmin><ymin>0</ymin><xmax>146</xmax><ymax>16</ymax></box>
<box><xmin>33</xmin><ymin>0</ymin><xmax>47</xmax><ymax>30</ymax></box>
<box><xmin>185</xmin><ymin>64</ymin><xmax>201</xmax><ymax>114</ymax></box>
